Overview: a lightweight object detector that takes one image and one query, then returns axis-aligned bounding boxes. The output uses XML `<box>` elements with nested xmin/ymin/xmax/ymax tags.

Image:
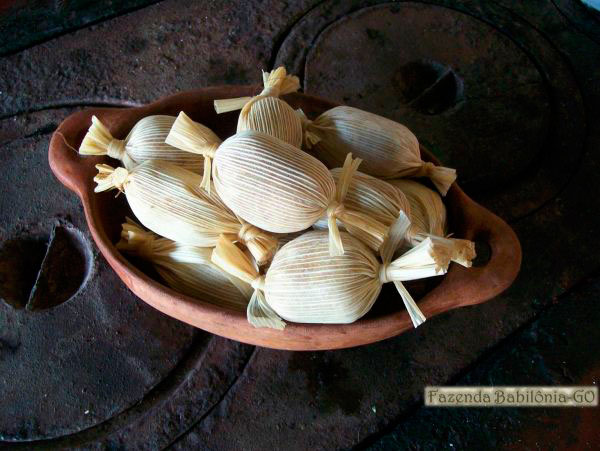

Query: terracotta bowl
<box><xmin>48</xmin><ymin>86</ymin><xmax>521</xmax><ymax>350</ymax></box>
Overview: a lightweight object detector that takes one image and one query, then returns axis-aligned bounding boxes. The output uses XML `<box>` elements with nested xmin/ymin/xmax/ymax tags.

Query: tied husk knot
<box><xmin>326</xmin><ymin>154</ymin><xmax>391</xmax><ymax>256</ymax></box>
<box><xmin>326</xmin><ymin>200</ymin><xmax>345</xmax><ymax>257</ymax></box>
<box><xmin>326</xmin><ymin>153</ymin><xmax>360</xmax><ymax>256</ymax></box>
<box><xmin>251</xmin><ymin>275</ymin><xmax>266</xmax><ymax>291</ymax></box>
<box><xmin>213</xmin><ymin>66</ymin><xmax>300</xmax><ymax>115</ymax></box>
<box><xmin>80</xmin><ymin>116</ymin><xmax>136</xmax><ymax>169</ymax></box>
<box><xmin>94</xmin><ymin>164</ymin><xmax>129</xmax><ymax>193</ymax></box>
<box><xmin>297</xmin><ymin>109</ymin><xmax>321</xmax><ymax>149</ymax></box>
<box><xmin>239</xmin><ymin>67</ymin><xmax>300</xmax><ymax>118</ymax></box>
<box><xmin>165</xmin><ymin>111</ymin><xmax>222</xmax><ymax>193</ymax></box>
<box><xmin>118</xmin><ymin>218</ymin><xmax>156</xmax><ymax>258</ymax></box>
<box><xmin>106</xmin><ymin>138</ymin><xmax>126</xmax><ymax>160</ymax></box>
<box><xmin>416</xmin><ymin>162</ymin><xmax>457</xmax><ymax>196</ymax></box>
<box><xmin>416</xmin><ymin>161</ymin><xmax>437</xmax><ymax>177</ymax></box>
<box><xmin>238</xmin><ymin>222</ymin><xmax>260</xmax><ymax>243</ymax></box>
<box><xmin>211</xmin><ymin>235</ymin><xmax>285</xmax><ymax>329</ymax></box>
<box><xmin>256</xmin><ymin>84</ymin><xmax>281</xmax><ymax>100</ymax></box>
<box><xmin>326</xmin><ymin>200</ymin><xmax>344</xmax><ymax>218</ymax></box>
<box><xmin>378</xmin><ymin>264</ymin><xmax>393</xmax><ymax>284</ymax></box>
<box><xmin>235</xmin><ymin>222</ymin><xmax>278</xmax><ymax>266</ymax></box>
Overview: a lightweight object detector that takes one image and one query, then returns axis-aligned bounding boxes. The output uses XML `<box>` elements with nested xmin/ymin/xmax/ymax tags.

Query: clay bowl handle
<box><xmin>49</xmin><ymin>110</ymin><xmax>98</xmax><ymax>201</ymax></box>
<box><xmin>344</xmin><ymin>150</ymin><xmax>522</xmax><ymax>342</ymax></box>
<box><xmin>417</xmin><ymin>181</ymin><xmax>522</xmax><ymax>318</ymax></box>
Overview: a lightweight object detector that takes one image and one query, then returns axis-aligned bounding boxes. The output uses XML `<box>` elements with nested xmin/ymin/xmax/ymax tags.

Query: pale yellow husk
<box><xmin>390</xmin><ymin>179</ymin><xmax>476</xmax><ymax>267</ymax></box>
<box><xmin>165</xmin><ymin>111</ymin><xmax>222</xmax><ymax>192</ymax></box>
<box><xmin>314</xmin><ymin>169</ymin><xmax>473</xmax><ymax>266</ymax></box>
<box><xmin>314</xmin><ymin>168</ymin><xmax>413</xmax><ymax>252</ymax></box>
<box><xmin>301</xmin><ymin>106</ymin><xmax>457</xmax><ymax>195</ymax></box>
<box><xmin>213</xmin><ymin>130</ymin><xmax>389</xmax><ymax>256</ymax></box>
<box><xmin>213</xmin><ymin>67</ymin><xmax>303</xmax><ymax>147</ymax></box>
<box><xmin>212</xmin><ymin>225</ymin><xmax>452</xmax><ymax>330</ymax></box>
<box><xmin>79</xmin><ymin>115</ymin><xmax>204</xmax><ymax>172</ymax></box>
<box><xmin>93</xmin><ymin>160</ymin><xmax>277</xmax><ymax>265</ymax></box>
<box><xmin>116</xmin><ymin>218</ymin><xmax>251</xmax><ymax>311</ymax></box>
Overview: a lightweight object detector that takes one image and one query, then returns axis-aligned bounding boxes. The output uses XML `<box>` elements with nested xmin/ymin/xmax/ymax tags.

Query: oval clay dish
<box><xmin>49</xmin><ymin>86</ymin><xmax>521</xmax><ymax>351</ymax></box>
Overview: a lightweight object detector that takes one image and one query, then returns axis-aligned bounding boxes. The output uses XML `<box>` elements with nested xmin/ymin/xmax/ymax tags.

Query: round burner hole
<box><xmin>0</xmin><ymin>225</ymin><xmax>93</xmax><ymax>311</ymax></box>
<box><xmin>393</xmin><ymin>60</ymin><xmax>464</xmax><ymax>114</ymax></box>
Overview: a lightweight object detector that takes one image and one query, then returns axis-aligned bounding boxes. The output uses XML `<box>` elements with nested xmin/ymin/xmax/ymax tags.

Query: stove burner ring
<box><xmin>0</xmin><ymin>224</ymin><xmax>93</xmax><ymax>311</ymax></box>
<box><xmin>393</xmin><ymin>60</ymin><xmax>464</xmax><ymax>115</ymax></box>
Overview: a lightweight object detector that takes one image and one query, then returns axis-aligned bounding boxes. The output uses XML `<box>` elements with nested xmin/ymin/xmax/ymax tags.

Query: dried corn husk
<box><xmin>79</xmin><ymin>115</ymin><xmax>203</xmax><ymax>172</ymax></box>
<box><xmin>213</xmin><ymin>67</ymin><xmax>303</xmax><ymax>147</ymax></box>
<box><xmin>391</xmin><ymin>179</ymin><xmax>446</xmax><ymax>235</ymax></box>
<box><xmin>301</xmin><ymin>106</ymin><xmax>457</xmax><ymax>195</ymax></box>
<box><xmin>93</xmin><ymin>160</ymin><xmax>277</xmax><ymax>265</ymax></box>
<box><xmin>164</xmin><ymin>112</ymin><xmax>222</xmax><ymax>192</ymax></box>
<box><xmin>314</xmin><ymin>169</ymin><xmax>475</xmax><ymax>266</ymax></box>
<box><xmin>213</xmin><ymin>131</ymin><xmax>389</xmax><ymax>256</ymax></box>
<box><xmin>390</xmin><ymin>179</ymin><xmax>476</xmax><ymax>267</ymax></box>
<box><xmin>116</xmin><ymin>218</ymin><xmax>251</xmax><ymax>311</ymax></box>
<box><xmin>314</xmin><ymin>168</ymin><xmax>412</xmax><ymax>252</ymax></box>
<box><xmin>212</xmin><ymin>221</ymin><xmax>452</xmax><ymax>330</ymax></box>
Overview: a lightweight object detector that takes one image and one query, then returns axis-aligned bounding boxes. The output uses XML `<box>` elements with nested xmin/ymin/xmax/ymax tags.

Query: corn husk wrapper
<box><xmin>314</xmin><ymin>168</ymin><xmax>412</xmax><ymax>251</ymax></box>
<box><xmin>165</xmin><ymin>112</ymin><xmax>222</xmax><ymax>192</ymax></box>
<box><xmin>79</xmin><ymin>115</ymin><xmax>203</xmax><ymax>172</ymax></box>
<box><xmin>212</xmin><ymin>130</ymin><xmax>389</xmax><ymax>256</ymax></box>
<box><xmin>314</xmin><ymin>169</ymin><xmax>475</xmax><ymax>267</ymax></box>
<box><xmin>116</xmin><ymin>218</ymin><xmax>251</xmax><ymax>311</ymax></box>
<box><xmin>301</xmin><ymin>106</ymin><xmax>457</xmax><ymax>195</ymax></box>
<box><xmin>213</xmin><ymin>67</ymin><xmax>303</xmax><ymax>148</ymax></box>
<box><xmin>390</xmin><ymin>179</ymin><xmax>476</xmax><ymax>267</ymax></box>
<box><xmin>93</xmin><ymin>160</ymin><xmax>277</xmax><ymax>265</ymax></box>
<box><xmin>212</xmin><ymin>222</ymin><xmax>452</xmax><ymax>330</ymax></box>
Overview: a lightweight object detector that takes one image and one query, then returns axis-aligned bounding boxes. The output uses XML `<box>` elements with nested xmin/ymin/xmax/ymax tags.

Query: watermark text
<box><xmin>425</xmin><ymin>386</ymin><xmax>598</xmax><ymax>407</ymax></box>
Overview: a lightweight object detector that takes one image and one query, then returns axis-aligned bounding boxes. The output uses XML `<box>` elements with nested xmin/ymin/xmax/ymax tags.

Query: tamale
<box><xmin>213</xmin><ymin>67</ymin><xmax>303</xmax><ymax>147</ymax></box>
<box><xmin>301</xmin><ymin>106</ymin><xmax>457</xmax><ymax>195</ymax></box>
<box><xmin>390</xmin><ymin>179</ymin><xmax>476</xmax><ymax>267</ymax></box>
<box><xmin>212</xmin><ymin>223</ymin><xmax>451</xmax><ymax>329</ymax></box>
<box><xmin>212</xmin><ymin>132</ymin><xmax>388</xmax><ymax>256</ymax></box>
<box><xmin>93</xmin><ymin>160</ymin><xmax>277</xmax><ymax>265</ymax></box>
<box><xmin>314</xmin><ymin>169</ymin><xmax>475</xmax><ymax>267</ymax></box>
<box><xmin>79</xmin><ymin>115</ymin><xmax>203</xmax><ymax>172</ymax></box>
<box><xmin>117</xmin><ymin>218</ymin><xmax>251</xmax><ymax>311</ymax></box>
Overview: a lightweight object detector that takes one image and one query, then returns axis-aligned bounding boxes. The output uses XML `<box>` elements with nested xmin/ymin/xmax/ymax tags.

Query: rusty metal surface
<box><xmin>277</xmin><ymin>0</ymin><xmax>586</xmax><ymax>222</ymax></box>
<box><xmin>0</xmin><ymin>0</ymin><xmax>160</xmax><ymax>57</ymax></box>
<box><xmin>1</xmin><ymin>0</ymin><xmax>600</xmax><ymax>448</ymax></box>
<box><xmin>367</xmin><ymin>276</ymin><xmax>600</xmax><ymax>450</ymax></box>
<box><xmin>0</xmin><ymin>0</ymin><xmax>320</xmax><ymax>118</ymax></box>
<box><xmin>0</xmin><ymin>108</ymin><xmax>194</xmax><ymax>440</ymax></box>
